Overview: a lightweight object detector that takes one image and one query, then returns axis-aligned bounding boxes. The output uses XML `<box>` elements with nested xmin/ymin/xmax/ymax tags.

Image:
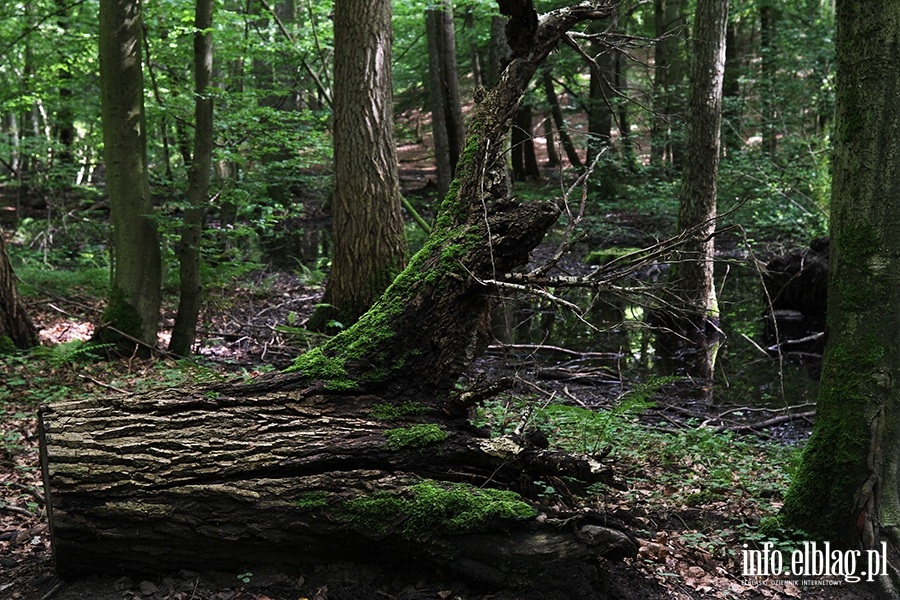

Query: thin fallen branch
<box><xmin>0</xmin><ymin>502</ymin><xmax>36</xmax><ymax>519</ymax></box>
<box><xmin>713</xmin><ymin>411</ymin><xmax>816</xmax><ymax>433</ymax></box>
<box><xmin>2</xmin><ymin>481</ymin><xmax>45</xmax><ymax>505</ymax></box>
<box><xmin>487</xmin><ymin>343</ymin><xmax>619</xmax><ymax>359</ymax></box>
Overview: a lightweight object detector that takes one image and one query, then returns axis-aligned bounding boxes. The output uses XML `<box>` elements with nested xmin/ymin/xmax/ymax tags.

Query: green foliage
<box><xmin>0</xmin><ymin>336</ymin><xmax>15</xmax><ymax>356</ymax></box>
<box><xmin>383</xmin><ymin>423</ymin><xmax>447</xmax><ymax>450</ymax></box>
<box><xmin>30</xmin><ymin>341</ymin><xmax>110</xmax><ymax>368</ymax></box>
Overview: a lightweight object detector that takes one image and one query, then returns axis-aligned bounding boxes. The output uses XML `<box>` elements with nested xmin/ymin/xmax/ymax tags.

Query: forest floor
<box><xmin>0</xmin><ymin>260</ymin><xmax>883</xmax><ymax>600</ymax></box>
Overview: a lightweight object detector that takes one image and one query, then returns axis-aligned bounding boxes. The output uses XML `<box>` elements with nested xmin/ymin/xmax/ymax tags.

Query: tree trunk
<box><xmin>98</xmin><ymin>0</ymin><xmax>162</xmax><ymax>351</ymax></box>
<box><xmin>663</xmin><ymin>0</ymin><xmax>727</xmax><ymax>375</ymax></box>
<box><xmin>542</xmin><ymin>112</ymin><xmax>560</xmax><ymax>167</ymax></box>
<box><xmin>0</xmin><ymin>229</ymin><xmax>36</xmax><ymax>351</ymax></box>
<box><xmin>721</xmin><ymin>21</ymin><xmax>742</xmax><ymax>154</ymax></box>
<box><xmin>542</xmin><ymin>69</ymin><xmax>583</xmax><ymax>169</ymax></box>
<box><xmin>306</xmin><ymin>0</ymin><xmax>407</xmax><ymax>332</ymax></box>
<box><xmin>464</xmin><ymin>8</ymin><xmax>483</xmax><ymax>89</ymax></box>
<box><xmin>41</xmin><ymin>1</ymin><xmax>628</xmax><ymax>586</ymax></box>
<box><xmin>759</xmin><ymin>1</ymin><xmax>778</xmax><ymax>155</ymax></box>
<box><xmin>425</xmin><ymin>0</ymin><xmax>466</xmax><ymax>200</ymax></box>
<box><xmin>650</xmin><ymin>0</ymin><xmax>687</xmax><ymax>170</ymax></box>
<box><xmin>781</xmin><ymin>0</ymin><xmax>900</xmax><ymax>584</ymax></box>
<box><xmin>169</xmin><ymin>0</ymin><xmax>215</xmax><ymax>357</ymax></box>
<box><xmin>511</xmin><ymin>102</ymin><xmax>541</xmax><ymax>181</ymax></box>
<box><xmin>486</xmin><ymin>15</ymin><xmax>510</xmax><ymax>89</ymax></box>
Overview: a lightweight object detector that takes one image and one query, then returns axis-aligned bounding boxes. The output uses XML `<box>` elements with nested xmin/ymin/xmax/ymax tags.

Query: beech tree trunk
<box><xmin>98</xmin><ymin>0</ymin><xmax>162</xmax><ymax>350</ymax></box>
<box><xmin>41</xmin><ymin>1</ymin><xmax>628</xmax><ymax>591</ymax></box>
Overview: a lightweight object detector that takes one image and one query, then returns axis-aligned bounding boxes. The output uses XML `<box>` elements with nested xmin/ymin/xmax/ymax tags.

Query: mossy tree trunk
<box><xmin>98</xmin><ymin>0</ymin><xmax>162</xmax><ymax>351</ymax></box>
<box><xmin>41</xmin><ymin>2</ymin><xmax>630</xmax><ymax>590</ymax></box>
<box><xmin>0</xmin><ymin>229</ymin><xmax>36</xmax><ymax>351</ymax></box>
<box><xmin>781</xmin><ymin>1</ymin><xmax>900</xmax><ymax>589</ymax></box>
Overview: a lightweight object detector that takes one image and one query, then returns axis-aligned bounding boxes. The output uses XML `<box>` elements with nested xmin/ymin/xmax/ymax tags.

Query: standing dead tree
<box><xmin>39</xmin><ymin>1</ymin><xmax>637</xmax><ymax>595</ymax></box>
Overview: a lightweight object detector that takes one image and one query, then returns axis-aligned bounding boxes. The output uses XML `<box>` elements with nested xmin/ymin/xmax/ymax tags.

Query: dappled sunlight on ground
<box><xmin>36</xmin><ymin>319</ymin><xmax>93</xmax><ymax>345</ymax></box>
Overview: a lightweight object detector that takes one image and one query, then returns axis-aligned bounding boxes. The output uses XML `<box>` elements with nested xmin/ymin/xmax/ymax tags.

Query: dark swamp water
<box><xmin>476</xmin><ymin>252</ymin><xmax>823</xmax><ymax>444</ymax></box>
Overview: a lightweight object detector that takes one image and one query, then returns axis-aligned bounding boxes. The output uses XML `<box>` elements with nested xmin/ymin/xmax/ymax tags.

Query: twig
<box><xmin>40</xmin><ymin>581</ymin><xmax>65</xmax><ymax>600</ymax></box>
<box><xmin>77</xmin><ymin>374</ymin><xmax>127</xmax><ymax>394</ymax></box>
<box><xmin>740</xmin><ymin>333</ymin><xmax>770</xmax><ymax>357</ymax></box>
<box><xmin>713</xmin><ymin>411</ymin><xmax>816</xmax><ymax>433</ymax></box>
<box><xmin>0</xmin><ymin>502</ymin><xmax>36</xmax><ymax>518</ymax></box>
<box><xmin>2</xmin><ymin>481</ymin><xmax>45</xmax><ymax>505</ymax></box>
<box><xmin>766</xmin><ymin>331</ymin><xmax>824</xmax><ymax>351</ymax></box>
<box><xmin>487</xmin><ymin>343</ymin><xmax>618</xmax><ymax>359</ymax></box>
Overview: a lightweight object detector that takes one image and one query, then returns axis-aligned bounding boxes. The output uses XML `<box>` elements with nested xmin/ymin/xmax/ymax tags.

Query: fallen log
<box><xmin>39</xmin><ymin>1</ymin><xmax>637</xmax><ymax>594</ymax></box>
<box><xmin>39</xmin><ymin>378</ymin><xmax>636</xmax><ymax>589</ymax></box>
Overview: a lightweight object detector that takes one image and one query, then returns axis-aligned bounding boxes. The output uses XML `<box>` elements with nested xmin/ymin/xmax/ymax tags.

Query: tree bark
<box><xmin>306</xmin><ymin>0</ymin><xmax>407</xmax><ymax>332</ymax></box>
<box><xmin>425</xmin><ymin>0</ymin><xmax>466</xmax><ymax>200</ymax></box>
<box><xmin>650</xmin><ymin>0</ymin><xmax>687</xmax><ymax>170</ymax></box>
<box><xmin>542</xmin><ymin>69</ymin><xmax>584</xmax><ymax>169</ymax></box>
<box><xmin>664</xmin><ymin>0</ymin><xmax>727</xmax><ymax>363</ymax></box>
<box><xmin>782</xmin><ymin>1</ymin><xmax>900</xmax><ymax>585</ymax></box>
<box><xmin>41</xmin><ymin>1</ymin><xmax>626</xmax><ymax>586</ymax></box>
<box><xmin>541</xmin><ymin>112</ymin><xmax>560</xmax><ymax>167</ymax></box>
<box><xmin>169</xmin><ymin>0</ymin><xmax>215</xmax><ymax>357</ymax></box>
<box><xmin>511</xmin><ymin>102</ymin><xmax>541</xmax><ymax>181</ymax></box>
<box><xmin>98</xmin><ymin>0</ymin><xmax>162</xmax><ymax>351</ymax></box>
<box><xmin>0</xmin><ymin>229</ymin><xmax>36</xmax><ymax>351</ymax></box>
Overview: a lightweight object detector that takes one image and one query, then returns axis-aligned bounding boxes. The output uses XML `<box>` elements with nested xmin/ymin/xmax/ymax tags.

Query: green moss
<box><xmin>337</xmin><ymin>480</ymin><xmax>537</xmax><ymax>540</ymax></box>
<box><xmin>289</xmin><ymin>347</ymin><xmax>355</xmax><ymax>390</ymax></box>
<box><xmin>371</xmin><ymin>401</ymin><xmax>428</xmax><ymax>420</ymax></box>
<box><xmin>384</xmin><ymin>424</ymin><xmax>447</xmax><ymax>450</ymax></box>
<box><xmin>781</xmin><ymin>335</ymin><xmax>882</xmax><ymax>540</ymax></box>
<box><xmin>339</xmin><ymin>492</ymin><xmax>407</xmax><ymax>535</ymax></box>
<box><xmin>291</xmin><ymin>491</ymin><xmax>329</xmax><ymax>511</ymax></box>
<box><xmin>101</xmin><ymin>286</ymin><xmax>144</xmax><ymax>341</ymax></box>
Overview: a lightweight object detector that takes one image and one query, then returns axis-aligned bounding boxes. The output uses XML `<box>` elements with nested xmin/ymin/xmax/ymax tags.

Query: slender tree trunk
<box><xmin>614</xmin><ymin>40</ymin><xmax>635</xmax><ymax>170</ymax></box>
<box><xmin>511</xmin><ymin>102</ymin><xmax>540</xmax><ymax>181</ymax></box>
<box><xmin>586</xmin><ymin>36</ymin><xmax>613</xmax><ymax>165</ymax></box>
<box><xmin>0</xmin><ymin>229</ymin><xmax>36</xmax><ymax>351</ymax></box>
<box><xmin>306</xmin><ymin>0</ymin><xmax>407</xmax><ymax>331</ymax></box>
<box><xmin>664</xmin><ymin>0</ymin><xmax>727</xmax><ymax>370</ymax></box>
<box><xmin>98</xmin><ymin>0</ymin><xmax>162</xmax><ymax>351</ymax></box>
<box><xmin>542</xmin><ymin>70</ymin><xmax>583</xmax><ymax>168</ymax></box>
<box><xmin>486</xmin><ymin>15</ymin><xmax>509</xmax><ymax>89</ymax></box>
<box><xmin>425</xmin><ymin>0</ymin><xmax>466</xmax><ymax>200</ymax></box>
<box><xmin>54</xmin><ymin>0</ymin><xmax>76</xmax><ymax>173</ymax></box>
<box><xmin>651</xmin><ymin>0</ymin><xmax>687</xmax><ymax>170</ymax></box>
<box><xmin>759</xmin><ymin>1</ymin><xmax>778</xmax><ymax>155</ymax></box>
<box><xmin>542</xmin><ymin>112</ymin><xmax>560</xmax><ymax>167</ymax></box>
<box><xmin>464</xmin><ymin>8</ymin><xmax>483</xmax><ymax>89</ymax></box>
<box><xmin>169</xmin><ymin>0</ymin><xmax>214</xmax><ymax>357</ymax></box>
<box><xmin>722</xmin><ymin>21</ymin><xmax>742</xmax><ymax>154</ymax></box>
<box><xmin>782</xmin><ymin>3</ymin><xmax>900</xmax><ymax>586</ymax></box>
